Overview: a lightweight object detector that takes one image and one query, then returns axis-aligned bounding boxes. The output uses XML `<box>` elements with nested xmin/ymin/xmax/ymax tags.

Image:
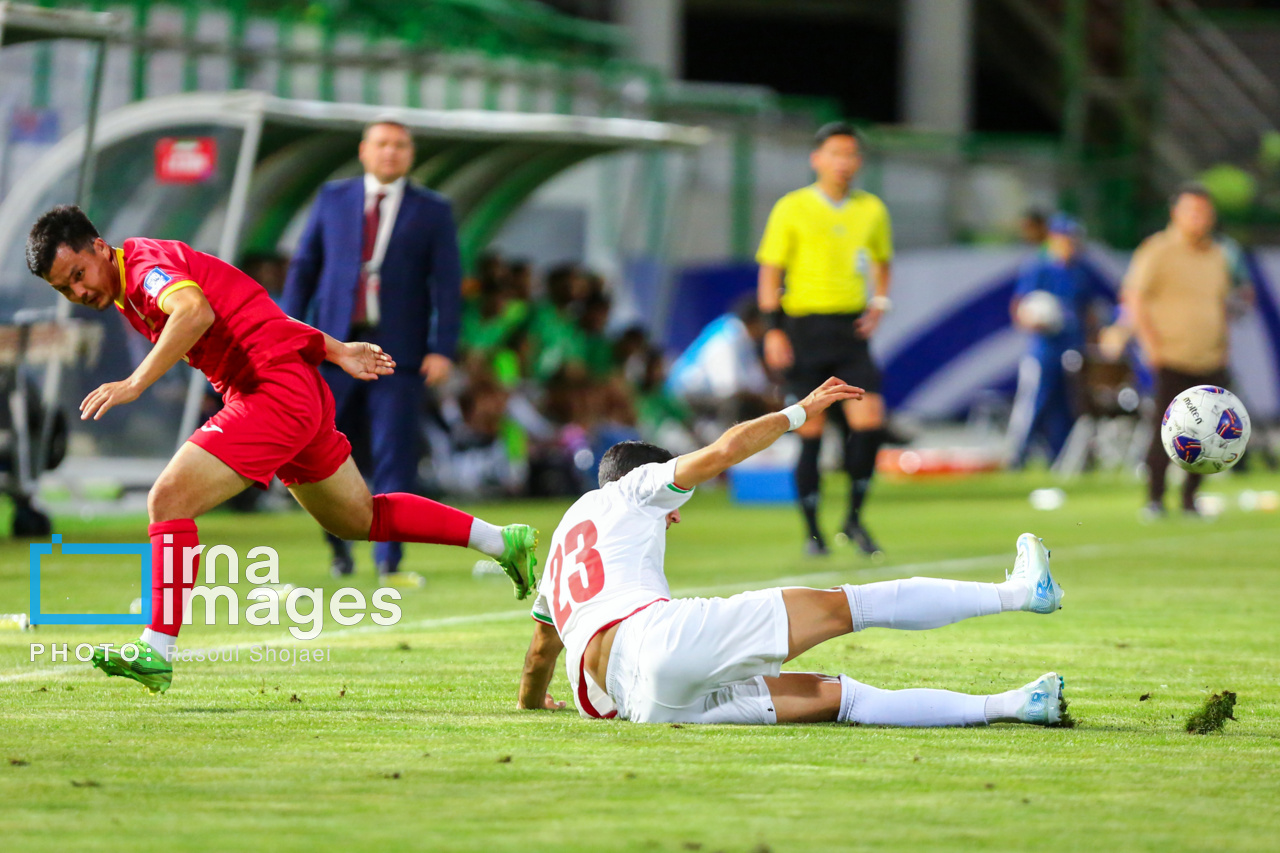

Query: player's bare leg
<box><xmin>148</xmin><ymin>441</ymin><xmax>255</xmax><ymax>521</ymax></box>
<box><xmin>763</xmin><ymin>673</ymin><xmax>843</xmax><ymax>722</ymax></box>
<box><xmin>780</xmin><ymin>587</ymin><xmax>853</xmax><ymax>661</ymax></box>
<box><xmin>289</xmin><ymin>456</ymin><xmax>539</xmax><ymax>597</ymax></box>
<box><xmin>287</xmin><ymin>456</ymin><xmax>374</xmax><ymax>540</ymax></box>
<box><xmin>92</xmin><ymin>443</ymin><xmax>253</xmax><ymax>692</ymax></box>
<box><xmin>839</xmin><ymin>393</ymin><xmax>886</xmax><ymax>556</ymax></box>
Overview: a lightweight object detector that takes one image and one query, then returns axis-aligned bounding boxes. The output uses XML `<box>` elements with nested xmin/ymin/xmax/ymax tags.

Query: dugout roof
<box><xmin>0</xmin><ymin>90</ymin><xmax>708</xmax><ymax>296</ymax></box>
<box><xmin>0</xmin><ymin>2</ymin><xmax>122</xmax><ymax>46</ymax></box>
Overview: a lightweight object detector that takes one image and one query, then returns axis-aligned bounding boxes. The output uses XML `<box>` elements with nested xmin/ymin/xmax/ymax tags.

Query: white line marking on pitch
<box><xmin>2</xmin><ymin>527</ymin><xmax>1274</xmax><ymax>681</ymax></box>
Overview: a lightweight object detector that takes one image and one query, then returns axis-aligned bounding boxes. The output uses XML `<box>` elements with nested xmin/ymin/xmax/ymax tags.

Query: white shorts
<box><xmin>604</xmin><ymin>588</ymin><xmax>790</xmax><ymax>724</ymax></box>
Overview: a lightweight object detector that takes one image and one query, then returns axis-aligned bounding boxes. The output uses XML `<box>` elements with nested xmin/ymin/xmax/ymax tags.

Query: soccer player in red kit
<box><xmin>26</xmin><ymin>205</ymin><xmax>539</xmax><ymax>693</ymax></box>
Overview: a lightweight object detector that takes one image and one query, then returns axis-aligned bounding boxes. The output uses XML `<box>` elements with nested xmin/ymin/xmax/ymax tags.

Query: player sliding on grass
<box><xmin>517</xmin><ymin>377</ymin><xmax>1067</xmax><ymax>726</ymax></box>
<box><xmin>26</xmin><ymin>205</ymin><xmax>539</xmax><ymax>694</ymax></box>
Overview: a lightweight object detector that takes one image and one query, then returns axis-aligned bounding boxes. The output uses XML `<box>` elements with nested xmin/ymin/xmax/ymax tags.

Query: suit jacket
<box><xmin>281</xmin><ymin>177</ymin><xmax>462</xmax><ymax>366</ymax></box>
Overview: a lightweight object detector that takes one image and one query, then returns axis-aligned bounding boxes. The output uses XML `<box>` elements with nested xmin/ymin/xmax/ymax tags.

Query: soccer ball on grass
<box><xmin>1161</xmin><ymin>385</ymin><xmax>1250</xmax><ymax>474</ymax></box>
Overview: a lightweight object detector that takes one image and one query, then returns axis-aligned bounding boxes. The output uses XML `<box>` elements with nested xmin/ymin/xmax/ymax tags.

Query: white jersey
<box><xmin>531</xmin><ymin>458</ymin><xmax>695</xmax><ymax>718</ymax></box>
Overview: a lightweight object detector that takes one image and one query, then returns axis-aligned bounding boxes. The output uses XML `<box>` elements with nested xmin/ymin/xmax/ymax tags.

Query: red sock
<box><xmin>369</xmin><ymin>493</ymin><xmax>473</xmax><ymax>548</ymax></box>
<box><xmin>148</xmin><ymin>519</ymin><xmax>201</xmax><ymax>636</ymax></box>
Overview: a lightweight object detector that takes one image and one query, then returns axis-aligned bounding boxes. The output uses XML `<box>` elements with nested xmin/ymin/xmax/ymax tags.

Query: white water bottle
<box><xmin>0</xmin><ymin>613</ymin><xmax>31</xmax><ymax>631</ymax></box>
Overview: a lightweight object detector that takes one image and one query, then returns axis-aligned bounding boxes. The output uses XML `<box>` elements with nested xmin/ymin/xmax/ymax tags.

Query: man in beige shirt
<box><xmin>1122</xmin><ymin>183</ymin><xmax>1250</xmax><ymax>516</ymax></box>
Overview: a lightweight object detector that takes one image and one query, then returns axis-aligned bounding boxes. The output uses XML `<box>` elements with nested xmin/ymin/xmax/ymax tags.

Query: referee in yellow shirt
<box><xmin>757</xmin><ymin>122</ymin><xmax>893</xmax><ymax>556</ymax></box>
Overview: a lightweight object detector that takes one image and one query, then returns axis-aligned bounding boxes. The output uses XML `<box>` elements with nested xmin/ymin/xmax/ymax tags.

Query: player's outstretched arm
<box><xmin>673</xmin><ymin>377</ymin><xmax>863</xmax><ymax>488</ymax></box>
<box><xmin>517</xmin><ymin>621</ymin><xmax>567</xmax><ymax>711</ymax></box>
<box><xmin>80</xmin><ymin>285</ymin><xmax>214</xmax><ymax>421</ymax></box>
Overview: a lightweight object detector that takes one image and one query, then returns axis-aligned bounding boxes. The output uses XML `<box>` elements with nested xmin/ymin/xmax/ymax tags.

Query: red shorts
<box><xmin>188</xmin><ymin>358</ymin><xmax>352</xmax><ymax>488</ymax></box>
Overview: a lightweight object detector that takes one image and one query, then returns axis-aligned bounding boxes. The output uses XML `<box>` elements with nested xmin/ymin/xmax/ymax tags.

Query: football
<box><xmin>1015</xmin><ymin>290</ymin><xmax>1065</xmax><ymax>334</ymax></box>
<box><xmin>1161</xmin><ymin>385</ymin><xmax>1251</xmax><ymax>474</ymax></box>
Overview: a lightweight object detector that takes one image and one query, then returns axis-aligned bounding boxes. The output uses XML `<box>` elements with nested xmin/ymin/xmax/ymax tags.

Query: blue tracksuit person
<box><xmin>1006</xmin><ymin>214</ymin><xmax>1102</xmax><ymax>467</ymax></box>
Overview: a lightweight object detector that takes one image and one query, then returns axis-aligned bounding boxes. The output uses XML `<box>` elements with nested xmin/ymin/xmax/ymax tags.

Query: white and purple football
<box><xmin>1161</xmin><ymin>385</ymin><xmax>1251</xmax><ymax>474</ymax></box>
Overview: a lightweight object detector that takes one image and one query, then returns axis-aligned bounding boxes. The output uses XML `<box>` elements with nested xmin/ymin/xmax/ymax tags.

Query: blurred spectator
<box><xmin>429</xmin><ymin>254</ymin><xmax>701</xmax><ymax>500</ymax></box>
<box><xmin>638</xmin><ymin>347</ymin><xmax>698</xmax><ymax>455</ymax></box>
<box><xmin>579</xmin><ymin>292</ymin><xmax>615</xmax><ymax>379</ymax></box>
<box><xmin>425</xmin><ymin>369</ymin><xmax>524</xmax><ymax>497</ymax></box>
<box><xmin>668</xmin><ymin>295</ymin><xmax>771</xmax><ymax>404</ymax></box>
<box><xmin>527</xmin><ymin>263</ymin><xmax>587</xmax><ymax>381</ymax></box>
<box><xmin>1019</xmin><ymin>208</ymin><xmax>1049</xmax><ymax>247</ymax></box>
<box><xmin>239</xmin><ymin>251</ymin><xmax>289</xmax><ymax>301</ymax></box>
<box><xmin>459</xmin><ymin>258</ymin><xmax>529</xmax><ymax>361</ymax></box>
<box><xmin>1005</xmin><ymin>214</ymin><xmax>1107</xmax><ymax>468</ymax></box>
<box><xmin>1122</xmin><ymin>183</ymin><xmax>1252</xmax><ymax>518</ymax></box>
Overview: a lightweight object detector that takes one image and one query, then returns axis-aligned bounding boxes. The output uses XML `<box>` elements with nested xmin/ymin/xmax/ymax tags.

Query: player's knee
<box><xmin>147</xmin><ymin>480</ymin><xmax>183</xmax><ymax>523</ymax></box>
<box><xmin>321</xmin><ymin>514</ymin><xmax>365</xmax><ymax>541</ymax></box>
<box><xmin>321</xmin><ymin>500</ymin><xmax>373</xmax><ymax>541</ymax></box>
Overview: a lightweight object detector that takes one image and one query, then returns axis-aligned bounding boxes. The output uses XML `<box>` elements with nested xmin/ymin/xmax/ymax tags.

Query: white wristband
<box><xmin>868</xmin><ymin>294</ymin><xmax>892</xmax><ymax>313</ymax></box>
<box><xmin>781</xmin><ymin>404</ymin><xmax>807</xmax><ymax>431</ymax></box>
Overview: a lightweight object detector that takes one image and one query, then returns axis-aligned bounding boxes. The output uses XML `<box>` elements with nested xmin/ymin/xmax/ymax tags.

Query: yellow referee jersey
<box><xmin>756</xmin><ymin>185</ymin><xmax>893</xmax><ymax>316</ymax></box>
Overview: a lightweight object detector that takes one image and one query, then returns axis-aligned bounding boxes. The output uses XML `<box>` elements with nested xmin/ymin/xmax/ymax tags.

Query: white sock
<box><xmin>996</xmin><ymin>580</ymin><xmax>1029</xmax><ymax>611</ymax></box>
<box><xmin>468</xmin><ymin>518</ymin><xmax>506</xmax><ymax>558</ymax></box>
<box><xmin>837</xmin><ymin>674</ymin><xmax>988</xmax><ymax>727</ymax></box>
<box><xmin>983</xmin><ymin>689</ymin><xmax>1026</xmax><ymax>724</ymax></box>
<box><xmin>841</xmin><ymin>578</ymin><xmax>1002</xmax><ymax>632</ymax></box>
<box><xmin>141</xmin><ymin>628</ymin><xmax>178</xmax><ymax>662</ymax></box>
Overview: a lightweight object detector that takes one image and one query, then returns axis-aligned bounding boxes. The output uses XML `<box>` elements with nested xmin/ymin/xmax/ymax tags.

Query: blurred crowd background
<box><xmin>1</xmin><ymin>0</ymin><xmax>1279</xmax><ymax>520</ymax></box>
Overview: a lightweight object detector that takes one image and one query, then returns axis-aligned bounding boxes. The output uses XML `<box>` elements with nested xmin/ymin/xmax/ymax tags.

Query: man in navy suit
<box><xmin>282</xmin><ymin>119</ymin><xmax>462</xmax><ymax>584</ymax></box>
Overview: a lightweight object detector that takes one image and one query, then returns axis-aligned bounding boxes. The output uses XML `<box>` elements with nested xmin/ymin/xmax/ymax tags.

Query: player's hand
<box><xmin>798</xmin><ymin>376</ymin><xmax>864</xmax><ymax>421</ymax></box>
<box><xmin>337</xmin><ymin>342</ymin><xmax>396</xmax><ymax>381</ymax></box>
<box><xmin>420</xmin><ymin>353</ymin><xmax>453</xmax><ymax>387</ymax></box>
<box><xmin>80</xmin><ymin>379</ymin><xmax>141</xmax><ymax>421</ymax></box>
<box><xmin>517</xmin><ymin>692</ymin><xmax>567</xmax><ymax>711</ymax></box>
<box><xmin>763</xmin><ymin>329</ymin><xmax>793</xmax><ymax>371</ymax></box>
<box><xmin>855</xmin><ymin>306</ymin><xmax>883</xmax><ymax>339</ymax></box>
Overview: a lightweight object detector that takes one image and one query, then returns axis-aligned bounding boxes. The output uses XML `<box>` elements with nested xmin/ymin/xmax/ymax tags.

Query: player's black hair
<box><xmin>26</xmin><ymin>204</ymin><xmax>100</xmax><ymax>279</ymax></box>
<box><xmin>598</xmin><ymin>441</ymin><xmax>675</xmax><ymax>487</ymax></box>
<box><xmin>813</xmin><ymin>121</ymin><xmax>862</xmax><ymax>151</ymax></box>
<box><xmin>1170</xmin><ymin>181</ymin><xmax>1213</xmax><ymax>207</ymax></box>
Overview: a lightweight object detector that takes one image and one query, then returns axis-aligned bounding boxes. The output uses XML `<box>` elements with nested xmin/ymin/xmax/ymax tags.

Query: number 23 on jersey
<box><xmin>547</xmin><ymin>520</ymin><xmax>605</xmax><ymax>631</ymax></box>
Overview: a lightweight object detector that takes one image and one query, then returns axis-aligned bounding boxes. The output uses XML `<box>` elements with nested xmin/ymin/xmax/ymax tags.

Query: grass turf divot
<box><xmin>1186</xmin><ymin>690</ymin><xmax>1238</xmax><ymax>734</ymax></box>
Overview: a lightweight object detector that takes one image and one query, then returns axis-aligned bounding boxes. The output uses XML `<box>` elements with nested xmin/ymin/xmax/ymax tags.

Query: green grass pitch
<box><xmin>3</xmin><ymin>469</ymin><xmax>1279</xmax><ymax>852</ymax></box>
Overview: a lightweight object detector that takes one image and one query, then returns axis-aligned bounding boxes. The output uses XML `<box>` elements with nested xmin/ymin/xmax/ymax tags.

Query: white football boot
<box><xmin>1007</xmin><ymin>533</ymin><xmax>1064</xmax><ymax>613</ymax></box>
<box><xmin>1014</xmin><ymin>672</ymin><xmax>1066</xmax><ymax>726</ymax></box>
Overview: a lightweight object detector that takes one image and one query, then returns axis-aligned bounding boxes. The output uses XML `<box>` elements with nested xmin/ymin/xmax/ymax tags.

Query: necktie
<box><xmin>353</xmin><ymin>190</ymin><xmax>385</xmax><ymax>326</ymax></box>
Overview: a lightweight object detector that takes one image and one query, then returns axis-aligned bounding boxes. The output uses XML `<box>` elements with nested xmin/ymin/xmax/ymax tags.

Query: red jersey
<box><xmin>113</xmin><ymin>238</ymin><xmax>325</xmax><ymax>394</ymax></box>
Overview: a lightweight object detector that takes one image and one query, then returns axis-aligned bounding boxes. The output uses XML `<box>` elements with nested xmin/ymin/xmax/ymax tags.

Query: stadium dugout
<box><xmin>0</xmin><ymin>89</ymin><xmax>707</xmax><ymax>452</ymax></box>
<box><xmin>0</xmin><ymin>2</ymin><xmax>122</xmax><ymax>534</ymax></box>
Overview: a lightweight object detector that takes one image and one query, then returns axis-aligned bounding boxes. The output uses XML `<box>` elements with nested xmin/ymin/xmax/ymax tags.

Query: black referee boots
<box><xmin>841</xmin><ymin>520</ymin><xmax>883</xmax><ymax>557</ymax></box>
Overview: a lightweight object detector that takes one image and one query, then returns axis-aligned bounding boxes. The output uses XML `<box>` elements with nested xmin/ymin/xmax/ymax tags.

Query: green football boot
<box><xmin>496</xmin><ymin>524</ymin><xmax>539</xmax><ymax>600</ymax></box>
<box><xmin>91</xmin><ymin>639</ymin><xmax>172</xmax><ymax>695</ymax></box>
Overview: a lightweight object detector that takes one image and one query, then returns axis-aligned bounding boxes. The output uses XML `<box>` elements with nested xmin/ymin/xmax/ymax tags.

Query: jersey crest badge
<box><xmin>142</xmin><ymin>266</ymin><xmax>174</xmax><ymax>298</ymax></box>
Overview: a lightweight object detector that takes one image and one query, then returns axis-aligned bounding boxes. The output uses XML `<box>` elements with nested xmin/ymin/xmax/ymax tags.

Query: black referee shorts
<box><xmin>783</xmin><ymin>312</ymin><xmax>882</xmax><ymax>402</ymax></box>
